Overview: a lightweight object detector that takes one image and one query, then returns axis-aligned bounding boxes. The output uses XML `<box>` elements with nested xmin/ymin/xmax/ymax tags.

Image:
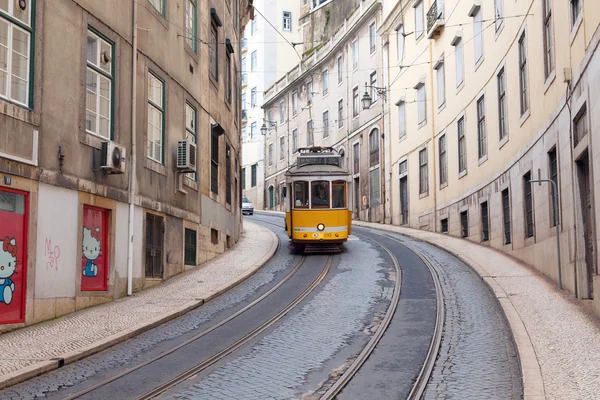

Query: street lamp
<box><xmin>361</xmin><ymin>82</ymin><xmax>388</xmax><ymax>110</ymax></box>
<box><xmin>261</xmin><ymin>120</ymin><xmax>277</xmax><ymax>135</ymax></box>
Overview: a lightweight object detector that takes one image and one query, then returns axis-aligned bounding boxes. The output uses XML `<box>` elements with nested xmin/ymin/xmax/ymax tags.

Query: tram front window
<box><xmin>311</xmin><ymin>181</ymin><xmax>330</xmax><ymax>208</ymax></box>
<box><xmin>332</xmin><ymin>181</ymin><xmax>346</xmax><ymax>208</ymax></box>
<box><xmin>294</xmin><ymin>181</ymin><xmax>309</xmax><ymax>208</ymax></box>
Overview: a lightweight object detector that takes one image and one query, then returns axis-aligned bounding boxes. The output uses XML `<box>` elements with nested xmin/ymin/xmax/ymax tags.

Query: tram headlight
<box><xmin>317</xmin><ymin>223</ymin><xmax>325</xmax><ymax>231</ymax></box>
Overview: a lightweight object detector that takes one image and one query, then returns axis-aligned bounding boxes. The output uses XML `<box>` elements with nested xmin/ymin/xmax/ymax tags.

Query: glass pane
<box><xmin>10</xmin><ymin>76</ymin><xmax>26</xmax><ymax>103</ymax></box>
<box><xmin>12</xmin><ymin>1</ymin><xmax>30</xmax><ymax>25</ymax></box>
<box><xmin>332</xmin><ymin>182</ymin><xmax>346</xmax><ymax>208</ymax></box>
<box><xmin>147</xmin><ymin>138</ymin><xmax>152</xmax><ymax>158</ymax></box>
<box><xmin>99</xmin><ymin>75</ymin><xmax>110</xmax><ymax>101</ymax></box>
<box><xmin>86</xmin><ymin>110</ymin><xmax>96</xmax><ymax>133</ymax></box>
<box><xmin>11</xmin><ymin>49</ymin><xmax>26</xmax><ymax>81</ymax></box>
<box><xmin>99</xmin><ymin>96</ymin><xmax>109</xmax><ymax>119</ymax></box>
<box><xmin>311</xmin><ymin>181</ymin><xmax>330</xmax><ymax>208</ymax></box>
<box><xmin>0</xmin><ymin>68</ymin><xmax>6</xmax><ymax>96</ymax></box>
<box><xmin>0</xmin><ymin>0</ymin><xmax>8</xmax><ymax>13</ymax></box>
<box><xmin>87</xmin><ymin>33</ymin><xmax>98</xmax><ymax>65</ymax></box>
<box><xmin>294</xmin><ymin>182</ymin><xmax>309</xmax><ymax>208</ymax></box>
<box><xmin>99</xmin><ymin>39</ymin><xmax>112</xmax><ymax>75</ymax></box>
<box><xmin>99</xmin><ymin>116</ymin><xmax>109</xmax><ymax>138</ymax></box>
<box><xmin>0</xmin><ymin>19</ymin><xmax>8</xmax><ymax>49</ymax></box>
<box><xmin>154</xmin><ymin>142</ymin><xmax>161</xmax><ymax>161</ymax></box>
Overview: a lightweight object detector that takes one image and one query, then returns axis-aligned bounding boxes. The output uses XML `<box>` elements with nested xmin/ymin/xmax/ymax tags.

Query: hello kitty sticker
<box><xmin>0</xmin><ymin>237</ymin><xmax>17</xmax><ymax>306</ymax></box>
<box><xmin>81</xmin><ymin>206</ymin><xmax>108</xmax><ymax>291</ymax></box>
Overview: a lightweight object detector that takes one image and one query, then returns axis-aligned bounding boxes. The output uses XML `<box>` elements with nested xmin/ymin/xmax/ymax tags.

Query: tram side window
<box><xmin>294</xmin><ymin>181</ymin><xmax>309</xmax><ymax>208</ymax></box>
<box><xmin>332</xmin><ymin>181</ymin><xmax>346</xmax><ymax>208</ymax></box>
<box><xmin>311</xmin><ymin>181</ymin><xmax>330</xmax><ymax>208</ymax></box>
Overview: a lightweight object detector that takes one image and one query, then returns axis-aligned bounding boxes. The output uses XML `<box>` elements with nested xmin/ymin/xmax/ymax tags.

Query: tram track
<box><xmin>63</xmin><ymin>245</ymin><xmax>333</xmax><ymax>400</ymax></box>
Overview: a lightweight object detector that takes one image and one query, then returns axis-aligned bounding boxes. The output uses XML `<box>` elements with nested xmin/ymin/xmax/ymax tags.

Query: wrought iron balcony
<box><xmin>426</xmin><ymin>1</ymin><xmax>445</xmax><ymax>39</ymax></box>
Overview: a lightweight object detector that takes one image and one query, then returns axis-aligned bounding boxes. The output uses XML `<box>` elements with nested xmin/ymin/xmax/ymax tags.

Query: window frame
<box><xmin>149</xmin><ymin>0</ymin><xmax>166</xmax><ymax>16</ymax></box>
<box><xmin>251</xmin><ymin>163</ymin><xmax>257</xmax><ymax>187</ymax></box>
<box><xmin>497</xmin><ymin>67</ymin><xmax>508</xmax><ymax>141</ymax></box>
<box><xmin>292</xmin><ymin>128</ymin><xmax>298</xmax><ymax>153</ymax></box>
<box><xmin>435</xmin><ymin>60</ymin><xmax>445</xmax><ymax>109</ymax></box>
<box><xmin>542</xmin><ymin>0</ymin><xmax>554</xmax><ymax>79</ymax></box>
<box><xmin>518</xmin><ymin>31</ymin><xmax>529</xmax><ymax>116</ymax></box>
<box><xmin>337</xmin><ymin>56</ymin><xmax>343</xmax><ymax>84</ymax></box>
<box><xmin>225</xmin><ymin>50</ymin><xmax>232</xmax><ymax>103</ymax></box>
<box><xmin>369</xmin><ymin>128</ymin><xmax>379</xmax><ymax>167</ymax></box>
<box><xmin>250</xmin><ymin>122</ymin><xmax>257</xmax><ymax>139</ymax></box>
<box><xmin>185</xmin><ymin>0</ymin><xmax>197</xmax><ymax>53</ymax></box>
<box><xmin>147</xmin><ymin>71</ymin><xmax>165</xmax><ymax>164</ymax></box>
<box><xmin>369</xmin><ymin>22</ymin><xmax>376</xmax><ymax>54</ymax></box>
<box><xmin>352</xmin><ymin>39</ymin><xmax>359</xmax><ymax>70</ymax></box>
<box><xmin>185</xmin><ymin>102</ymin><xmax>197</xmax><ymax>180</ymax></box>
<box><xmin>419</xmin><ymin>147</ymin><xmax>428</xmax><ymax>195</ymax></box>
<box><xmin>293</xmin><ymin>181</ymin><xmax>310</xmax><ymax>209</ymax></box>
<box><xmin>396</xmin><ymin>24</ymin><xmax>405</xmax><ymax>61</ymax></box>
<box><xmin>416</xmin><ymin>83</ymin><xmax>426</xmax><ymax>126</ymax></box>
<box><xmin>524</xmin><ymin>171</ymin><xmax>534</xmax><ymax>238</ymax></box>
<box><xmin>307</xmin><ymin>119</ymin><xmax>313</xmax><ymax>146</ymax></box>
<box><xmin>570</xmin><ymin>0</ymin><xmax>581</xmax><ymax>29</ymax></box>
<box><xmin>439</xmin><ymin>134</ymin><xmax>447</xmax><ymax>186</ymax></box>
<box><xmin>338</xmin><ymin>98</ymin><xmax>344</xmax><ymax>128</ymax></box>
<box><xmin>323</xmin><ymin>109</ymin><xmax>329</xmax><ymax>138</ymax></box>
<box><xmin>250</xmin><ymin>87</ymin><xmax>257</xmax><ymax>107</ymax></box>
<box><xmin>502</xmin><ymin>188</ymin><xmax>512</xmax><ymax>244</ymax></box>
<box><xmin>322</xmin><ymin>69</ymin><xmax>328</xmax><ymax>96</ymax></box>
<box><xmin>279</xmin><ymin>100</ymin><xmax>285</xmax><ymax>123</ymax></box>
<box><xmin>461</xmin><ymin>210</ymin><xmax>469</xmax><ymax>238</ymax></box>
<box><xmin>292</xmin><ymin>90</ymin><xmax>298</xmax><ymax>115</ymax></box>
<box><xmin>414</xmin><ymin>1</ymin><xmax>424</xmax><ymax>41</ymax></box>
<box><xmin>311</xmin><ymin>180</ymin><xmax>331</xmax><ymax>209</ymax></box>
<box><xmin>477</xmin><ymin>95</ymin><xmax>487</xmax><ymax>159</ymax></box>
<box><xmin>548</xmin><ymin>148</ymin><xmax>559</xmax><ymax>227</ymax></box>
<box><xmin>282</xmin><ymin>11</ymin><xmax>292</xmax><ymax>31</ymax></box>
<box><xmin>332</xmin><ymin>180</ymin><xmax>347</xmax><ymax>209</ymax></box>
<box><xmin>279</xmin><ymin>136</ymin><xmax>285</xmax><ymax>160</ymax></box>
<box><xmin>454</xmin><ymin>37</ymin><xmax>464</xmax><ymax>88</ymax></box>
<box><xmin>209</xmin><ymin>22</ymin><xmax>218</xmax><ymax>81</ymax></box>
<box><xmin>184</xmin><ymin>228</ymin><xmax>197</xmax><ymax>266</ymax></box>
<box><xmin>352</xmin><ymin>86</ymin><xmax>359</xmax><ymax>117</ymax></box>
<box><xmin>458</xmin><ymin>116</ymin><xmax>467</xmax><ymax>174</ymax></box>
<box><xmin>481</xmin><ymin>201</ymin><xmax>490</xmax><ymax>241</ymax></box>
<box><xmin>473</xmin><ymin>6</ymin><xmax>483</xmax><ymax>65</ymax></box>
<box><xmin>370</xmin><ymin>71</ymin><xmax>378</xmax><ymax>104</ymax></box>
<box><xmin>85</xmin><ymin>28</ymin><xmax>115</xmax><ymax>139</ymax></box>
<box><xmin>210</xmin><ymin>130</ymin><xmax>219</xmax><ymax>194</ymax></box>
<box><xmin>494</xmin><ymin>0</ymin><xmax>504</xmax><ymax>32</ymax></box>
<box><xmin>398</xmin><ymin>100</ymin><xmax>406</xmax><ymax>139</ymax></box>
<box><xmin>250</xmin><ymin>50</ymin><xmax>257</xmax><ymax>71</ymax></box>
<box><xmin>268</xmin><ymin>142</ymin><xmax>273</xmax><ymax>166</ymax></box>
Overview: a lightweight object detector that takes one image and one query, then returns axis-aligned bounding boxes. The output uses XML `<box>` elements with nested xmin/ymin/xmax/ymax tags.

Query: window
<box><xmin>548</xmin><ymin>148</ymin><xmax>559</xmax><ymax>227</ymax></box>
<box><xmin>251</xmin><ymin>19</ymin><xmax>256</xmax><ymax>35</ymax></box>
<box><xmin>399</xmin><ymin>159</ymin><xmax>407</xmax><ymax>175</ymax></box>
<box><xmin>280</xmin><ymin>100</ymin><xmax>285</xmax><ymax>123</ymax></box>
<box><xmin>333</xmin><ymin>181</ymin><xmax>346</xmax><ymax>208</ymax></box>
<box><xmin>435</xmin><ymin>61</ymin><xmax>445</xmax><ymax>108</ymax></box>
<box><xmin>251</xmin><ymin>50</ymin><xmax>257</xmax><ymax>71</ymax></box>
<box><xmin>185</xmin><ymin>0</ymin><xmax>197</xmax><ymax>52</ymax></box>
<box><xmin>322</xmin><ymin>70</ymin><xmax>328</xmax><ymax>95</ymax></box>
<box><xmin>353</xmin><ymin>142</ymin><xmax>360</xmax><ymax>175</ymax></box>
<box><xmin>502</xmin><ymin>188</ymin><xmax>511</xmax><ymax>244</ymax></box>
<box><xmin>241</xmin><ymin>167</ymin><xmax>246</xmax><ymax>190</ymax></box>
<box><xmin>311</xmin><ymin>181</ymin><xmax>330</xmax><ymax>208</ymax></box>
<box><xmin>458</xmin><ymin>117</ymin><xmax>466</xmax><ymax>173</ymax></box>
<box><xmin>225</xmin><ymin>52</ymin><xmax>232</xmax><ymax>103</ymax></box>
<box><xmin>571</xmin><ymin>0</ymin><xmax>581</xmax><ymax>28</ymax></box>
<box><xmin>251</xmin><ymin>164</ymin><xmax>257</xmax><ymax>187</ymax></box>
<box><xmin>461</xmin><ymin>210</ymin><xmax>469</xmax><ymax>238</ymax></box>
<box><xmin>226</xmin><ymin>144</ymin><xmax>232</xmax><ymax>204</ymax></box>
<box><xmin>268</xmin><ymin>143</ymin><xmax>273</xmax><ymax>166</ymax></box>
<box><xmin>419</xmin><ymin>148</ymin><xmax>428</xmax><ymax>194</ymax></box>
<box><xmin>250</xmin><ymin>87</ymin><xmax>257</xmax><ymax>108</ymax></box>
<box><xmin>339</xmin><ymin>148</ymin><xmax>345</xmax><ymax>169</ymax></box>
<box><xmin>477</xmin><ymin>96</ymin><xmax>487</xmax><ymax>159</ymax></box>
<box><xmin>147</xmin><ymin>72</ymin><xmax>164</xmax><ymax>163</ymax></box>
<box><xmin>441</xmin><ymin>218</ymin><xmax>449</xmax><ymax>233</ymax></box>
<box><xmin>439</xmin><ymin>134</ymin><xmax>447</xmax><ymax>186</ymax></box>
<box><xmin>241</xmin><ymin>126</ymin><xmax>247</xmax><ymax>142</ymax></box>
<box><xmin>370</xmin><ymin>168</ymin><xmax>381</xmax><ymax>205</ymax></box>
<box><xmin>524</xmin><ymin>171</ymin><xmax>534</xmax><ymax>238</ymax></box>
<box><xmin>294</xmin><ymin>181</ymin><xmax>309</xmax><ymax>208</ymax></box>
<box><xmin>292</xmin><ymin>128</ymin><xmax>298</xmax><ymax>153</ymax></box>
<box><xmin>369</xmin><ymin>22</ymin><xmax>376</xmax><ymax>54</ymax></box>
<box><xmin>415</xmin><ymin>1</ymin><xmax>424</xmax><ymax>40</ymax></box>
<box><xmin>211</xmin><ymin>131</ymin><xmax>219</xmax><ymax>193</ymax></box>
<box><xmin>307</xmin><ymin>81</ymin><xmax>313</xmax><ymax>103</ymax></box>
<box><xmin>185</xmin><ymin>103</ymin><xmax>197</xmax><ymax>180</ymax></box>
<box><xmin>417</xmin><ymin>84</ymin><xmax>426</xmax><ymax>125</ymax></box>
<box><xmin>337</xmin><ymin>56</ymin><xmax>343</xmax><ymax>84</ymax></box>
<box><xmin>86</xmin><ymin>31</ymin><xmax>113</xmax><ymax>138</ymax></box>
<box><xmin>494</xmin><ymin>0</ymin><xmax>503</xmax><ymax>31</ymax></box>
<box><xmin>323</xmin><ymin>110</ymin><xmax>329</xmax><ymax>138</ymax></box>
<box><xmin>481</xmin><ymin>201</ymin><xmax>489</xmax><ymax>241</ymax></box>
<box><xmin>283</xmin><ymin>11</ymin><xmax>292</xmax><ymax>31</ymax></box>
<box><xmin>210</xmin><ymin>23</ymin><xmax>218</xmax><ymax>80</ymax></box>
<box><xmin>307</xmin><ymin>120</ymin><xmax>313</xmax><ymax>146</ymax></box>
<box><xmin>250</xmin><ymin>122</ymin><xmax>256</xmax><ymax>139</ymax></box>
<box><xmin>396</xmin><ymin>25</ymin><xmax>405</xmax><ymax>61</ymax></box>
<box><xmin>473</xmin><ymin>7</ymin><xmax>483</xmax><ymax>64</ymax></box>
<box><xmin>370</xmin><ymin>71</ymin><xmax>378</xmax><ymax>103</ymax></box>
<box><xmin>497</xmin><ymin>68</ymin><xmax>508</xmax><ymax>141</ymax></box>
<box><xmin>398</xmin><ymin>101</ymin><xmax>406</xmax><ymax>139</ymax></box>
<box><xmin>149</xmin><ymin>0</ymin><xmax>165</xmax><ymax>15</ymax></box>
<box><xmin>184</xmin><ymin>229</ymin><xmax>197</xmax><ymax>266</ymax></box>
<box><xmin>241</xmin><ymin>55</ymin><xmax>247</xmax><ymax>84</ymax></box>
<box><xmin>454</xmin><ymin>37</ymin><xmax>464</xmax><ymax>87</ymax></box>
<box><xmin>573</xmin><ymin>106</ymin><xmax>588</xmax><ymax>146</ymax></box>
<box><xmin>279</xmin><ymin>136</ymin><xmax>285</xmax><ymax>160</ymax></box>
<box><xmin>292</xmin><ymin>90</ymin><xmax>298</xmax><ymax>114</ymax></box>
<box><xmin>352</xmin><ymin>39</ymin><xmax>358</xmax><ymax>70</ymax></box>
<box><xmin>518</xmin><ymin>31</ymin><xmax>529</xmax><ymax>115</ymax></box>
<box><xmin>542</xmin><ymin>0</ymin><xmax>554</xmax><ymax>79</ymax></box>
<box><xmin>369</xmin><ymin>129</ymin><xmax>379</xmax><ymax>167</ymax></box>
<box><xmin>338</xmin><ymin>99</ymin><xmax>344</xmax><ymax>128</ymax></box>
<box><xmin>353</xmin><ymin>87</ymin><xmax>359</xmax><ymax>117</ymax></box>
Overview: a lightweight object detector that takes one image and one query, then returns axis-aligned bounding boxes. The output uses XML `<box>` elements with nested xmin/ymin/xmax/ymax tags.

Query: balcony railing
<box><xmin>426</xmin><ymin>0</ymin><xmax>445</xmax><ymax>39</ymax></box>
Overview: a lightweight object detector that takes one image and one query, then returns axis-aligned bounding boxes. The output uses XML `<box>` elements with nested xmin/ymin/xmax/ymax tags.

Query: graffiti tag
<box><xmin>45</xmin><ymin>238</ymin><xmax>60</xmax><ymax>271</ymax></box>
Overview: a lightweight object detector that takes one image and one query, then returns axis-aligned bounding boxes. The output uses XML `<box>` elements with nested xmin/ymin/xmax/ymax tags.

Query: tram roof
<box><xmin>286</xmin><ymin>147</ymin><xmax>349</xmax><ymax>177</ymax></box>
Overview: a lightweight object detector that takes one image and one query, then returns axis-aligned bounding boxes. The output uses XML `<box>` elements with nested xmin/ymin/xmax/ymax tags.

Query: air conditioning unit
<box><xmin>177</xmin><ymin>139</ymin><xmax>197</xmax><ymax>172</ymax></box>
<box><xmin>100</xmin><ymin>141</ymin><xmax>126</xmax><ymax>174</ymax></box>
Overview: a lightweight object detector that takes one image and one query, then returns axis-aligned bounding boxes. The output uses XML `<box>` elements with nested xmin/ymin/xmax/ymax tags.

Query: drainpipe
<box><xmin>126</xmin><ymin>0</ymin><xmax>138</xmax><ymax>296</ymax></box>
<box><xmin>427</xmin><ymin>36</ymin><xmax>437</xmax><ymax>232</ymax></box>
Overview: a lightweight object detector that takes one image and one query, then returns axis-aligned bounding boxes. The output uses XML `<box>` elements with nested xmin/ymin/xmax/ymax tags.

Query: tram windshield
<box><xmin>332</xmin><ymin>181</ymin><xmax>346</xmax><ymax>208</ymax></box>
<box><xmin>294</xmin><ymin>181</ymin><xmax>309</xmax><ymax>208</ymax></box>
<box><xmin>311</xmin><ymin>181</ymin><xmax>330</xmax><ymax>208</ymax></box>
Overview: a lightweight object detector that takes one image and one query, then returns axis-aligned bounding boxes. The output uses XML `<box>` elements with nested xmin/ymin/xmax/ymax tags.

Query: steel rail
<box><xmin>320</xmin><ymin>234</ymin><xmax>402</xmax><ymax>400</ymax></box>
<box><xmin>65</xmin><ymin>253</ymin><xmax>308</xmax><ymax>400</ymax></box>
<box><xmin>137</xmin><ymin>254</ymin><xmax>333</xmax><ymax>400</ymax></box>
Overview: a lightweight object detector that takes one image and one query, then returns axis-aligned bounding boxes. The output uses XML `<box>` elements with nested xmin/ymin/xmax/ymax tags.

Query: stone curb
<box><xmin>351</xmin><ymin>220</ymin><xmax>546</xmax><ymax>400</ymax></box>
<box><xmin>0</xmin><ymin>222</ymin><xmax>279</xmax><ymax>391</ymax></box>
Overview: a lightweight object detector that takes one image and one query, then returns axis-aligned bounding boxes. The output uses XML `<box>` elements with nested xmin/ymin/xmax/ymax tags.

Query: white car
<box><xmin>242</xmin><ymin>196</ymin><xmax>254</xmax><ymax>215</ymax></box>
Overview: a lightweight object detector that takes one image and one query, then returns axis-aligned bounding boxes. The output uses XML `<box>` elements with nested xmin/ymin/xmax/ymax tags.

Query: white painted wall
<box><xmin>34</xmin><ymin>183</ymin><xmax>78</xmax><ymax>298</ymax></box>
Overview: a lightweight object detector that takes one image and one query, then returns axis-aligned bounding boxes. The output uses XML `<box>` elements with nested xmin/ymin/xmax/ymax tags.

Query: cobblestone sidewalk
<box><xmin>0</xmin><ymin>221</ymin><xmax>277</xmax><ymax>390</ymax></box>
<box><xmin>354</xmin><ymin>220</ymin><xmax>600</xmax><ymax>400</ymax></box>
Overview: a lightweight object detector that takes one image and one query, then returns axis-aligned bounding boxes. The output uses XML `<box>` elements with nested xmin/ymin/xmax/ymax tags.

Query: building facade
<box><xmin>381</xmin><ymin>0</ymin><xmax>600</xmax><ymax>314</ymax></box>
<box><xmin>262</xmin><ymin>0</ymin><xmax>386</xmax><ymax>223</ymax></box>
<box><xmin>240</xmin><ymin>0</ymin><xmax>301</xmax><ymax>210</ymax></box>
<box><xmin>0</xmin><ymin>0</ymin><xmax>251</xmax><ymax>330</ymax></box>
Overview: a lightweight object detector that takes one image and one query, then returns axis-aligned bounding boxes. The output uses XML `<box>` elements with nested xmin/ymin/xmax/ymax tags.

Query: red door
<box><xmin>0</xmin><ymin>188</ymin><xmax>28</xmax><ymax>324</ymax></box>
<box><xmin>81</xmin><ymin>206</ymin><xmax>109</xmax><ymax>291</ymax></box>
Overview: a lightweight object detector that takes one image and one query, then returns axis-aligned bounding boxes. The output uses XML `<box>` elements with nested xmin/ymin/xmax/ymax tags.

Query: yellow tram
<box><xmin>284</xmin><ymin>147</ymin><xmax>352</xmax><ymax>253</ymax></box>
